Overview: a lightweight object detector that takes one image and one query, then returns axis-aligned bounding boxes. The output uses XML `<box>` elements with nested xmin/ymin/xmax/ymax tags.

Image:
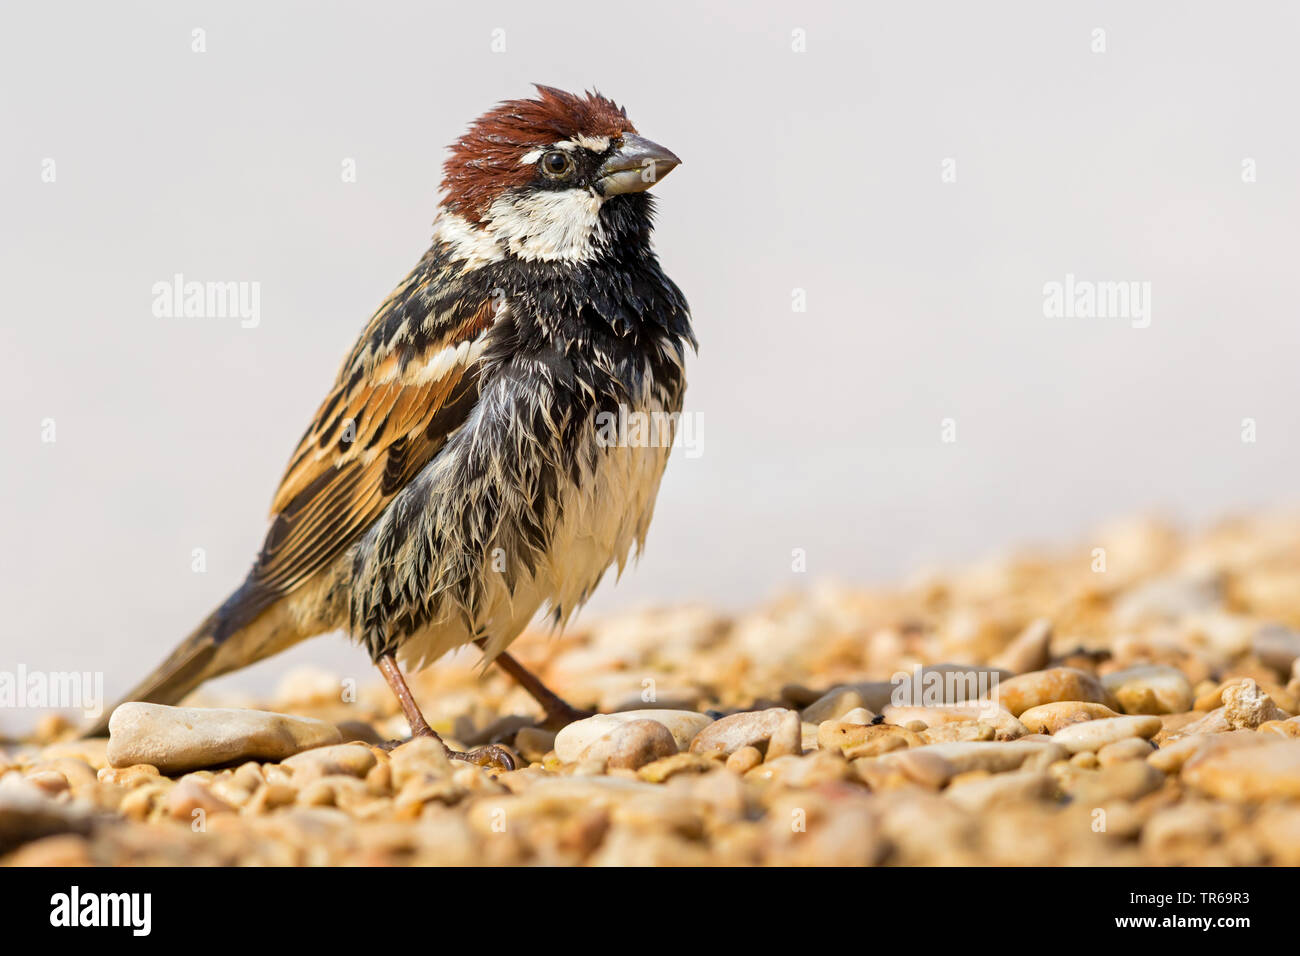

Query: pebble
<box><xmin>918</xmin><ymin>722</ymin><xmax>995</xmax><ymax>744</ymax></box>
<box><xmin>837</xmin><ymin>707</ymin><xmax>875</xmax><ymax>725</ymax></box>
<box><xmin>688</xmin><ymin>708</ymin><xmax>800</xmax><ymax>757</ymax></box>
<box><xmin>1148</xmin><ymin>730</ymin><xmax>1264</xmax><ymax>774</ymax></box>
<box><xmin>1096</xmin><ymin>737</ymin><xmax>1155</xmax><ymax>765</ymax></box>
<box><xmin>25</xmin><ymin>758</ymin><xmax>97</xmax><ymax>791</ymax></box>
<box><xmin>97</xmin><ymin>764</ymin><xmax>162</xmax><ymax>788</ymax></box>
<box><xmin>387</xmin><ymin>737</ymin><xmax>452</xmax><ymax>787</ymax></box>
<box><xmin>106</xmin><ymin>703</ymin><xmax>343</xmax><ymax>774</ymax></box>
<box><xmin>1113</xmin><ymin>568</ymin><xmax>1223</xmax><ymax>623</ymax></box>
<box><xmin>1195</xmin><ymin>677</ymin><xmax>1297</xmax><ymax>715</ymax></box>
<box><xmin>1253</xmin><ymin>624</ymin><xmax>1300</xmax><ymax>675</ymax></box>
<box><xmin>554</xmin><ymin>710</ymin><xmax>711</xmax><ymax>763</ymax></box>
<box><xmin>636</xmin><ymin>752</ymin><xmax>715</xmax><ymax>783</ymax></box>
<box><xmin>1101</xmin><ymin>665</ymin><xmax>1194</xmax><ymax>715</ymax></box>
<box><xmin>37</xmin><ymin>739</ymin><xmax>109</xmax><ymax>770</ymax></box>
<box><xmin>765</xmin><ymin>710</ymin><xmax>803</xmax><ymax>759</ymax></box>
<box><xmin>747</xmin><ymin>751</ymin><xmax>851</xmax><ymax>787</ymax></box>
<box><xmin>0</xmin><ymin>778</ymin><xmax>92</xmax><ymax>854</ymax></box>
<box><xmin>514</xmin><ymin>727</ymin><xmax>557</xmax><ymax>763</ymax></box>
<box><xmin>1050</xmin><ymin>716</ymin><xmax>1162</xmax><ymax>753</ymax></box>
<box><xmin>994</xmin><ymin>668</ymin><xmax>1110</xmax><ymax>717</ymax></box>
<box><xmin>800</xmin><ymin>687</ymin><xmax>872</xmax><ymax>724</ymax></box>
<box><xmin>945</xmin><ymin>770</ymin><xmax>1055</xmax><ymax>811</ymax></box>
<box><xmin>988</xmin><ymin>618</ymin><xmax>1053</xmax><ymax>675</ymax></box>
<box><xmin>1018</xmin><ymin>701</ymin><xmax>1119</xmax><ymax>734</ymax></box>
<box><xmin>801</xmin><ymin>665</ymin><xmax>1010</xmax><ymax>723</ymax></box>
<box><xmin>165</xmin><ymin>779</ymin><xmax>237</xmax><ymax>821</ymax></box>
<box><xmin>587</xmin><ymin>720</ymin><xmax>680</xmax><ymax>770</ymax></box>
<box><xmin>1183</xmin><ymin>739</ymin><xmax>1300</xmax><ymax>800</ymax></box>
<box><xmin>725</xmin><ymin>746</ymin><xmax>763</xmax><ymax>774</ymax></box>
<box><xmin>1260</xmin><ymin>718</ymin><xmax>1300</xmax><ymax>738</ymax></box>
<box><xmin>1222</xmin><ymin>679</ymin><xmax>1291</xmax><ymax>728</ymax></box>
<box><xmin>818</xmin><ymin>721</ymin><xmax>919</xmax><ymax>758</ymax></box>
<box><xmin>1058</xmin><ymin>760</ymin><xmax>1165</xmax><ymax>804</ymax></box>
<box><xmin>882</xmin><ymin>703</ymin><xmax>1017</xmax><ymax>738</ymax></box>
<box><xmin>281</xmin><ymin>744</ymin><xmax>378</xmax><ymax>782</ymax></box>
<box><xmin>898</xmin><ymin>740</ymin><xmax>1065</xmax><ymax>775</ymax></box>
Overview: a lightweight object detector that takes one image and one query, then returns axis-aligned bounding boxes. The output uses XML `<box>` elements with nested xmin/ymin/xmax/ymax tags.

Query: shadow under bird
<box><xmin>87</xmin><ymin>87</ymin><xmax>695</xmax><ymax>769</ymax></box>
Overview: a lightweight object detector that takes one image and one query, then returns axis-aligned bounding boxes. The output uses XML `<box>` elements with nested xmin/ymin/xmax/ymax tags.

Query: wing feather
<box><xmin>238</xmin><ymin>274</ymin><xmax>500</xmax><ymax>617</ymax></box>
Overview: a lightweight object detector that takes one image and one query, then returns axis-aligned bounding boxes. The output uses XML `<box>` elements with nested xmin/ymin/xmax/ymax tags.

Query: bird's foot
<box><xmin>446</xmin><ymin>741</ymin><xmax>516</xmax><ymax>771</ymax></box>
<box><xmin>376</xmin><ymin>734</ymin><xmax>515</xmax><ymax>771</ymax></box>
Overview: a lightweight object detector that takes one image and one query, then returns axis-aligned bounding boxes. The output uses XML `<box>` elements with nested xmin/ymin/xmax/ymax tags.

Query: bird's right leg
<box><xmin>474</xmin><ymin>639</ymin><xmax>596</xmax><ymax>731</ymax></box>
<box><xmin>377</xmin><ymin>654</ymin><xmax>515</xmax><ymax>771</ymax></box>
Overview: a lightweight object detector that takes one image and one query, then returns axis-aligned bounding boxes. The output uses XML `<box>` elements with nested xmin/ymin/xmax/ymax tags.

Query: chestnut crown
<box><xmin>440</xmin><ymin>86</ymin><xmax>679</xmax><ymax>223</ymax></box>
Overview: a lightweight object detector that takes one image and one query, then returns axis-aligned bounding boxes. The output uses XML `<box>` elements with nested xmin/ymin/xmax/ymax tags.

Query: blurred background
<box><xmin>3</xmin><ymin>0</ymin><xmax>1299</xmax><ymax>707</ymax></box>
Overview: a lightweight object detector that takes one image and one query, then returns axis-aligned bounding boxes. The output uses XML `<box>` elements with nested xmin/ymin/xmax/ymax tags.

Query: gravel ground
<box><xmin>5</xmin><ymin>514</ymin><xmax>1300</xmax><ymax>866</ymax></box>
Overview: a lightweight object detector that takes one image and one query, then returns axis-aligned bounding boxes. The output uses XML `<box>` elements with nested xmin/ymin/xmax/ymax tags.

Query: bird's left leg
<box><xmin>475</xmin><ymin>639</ymin><xmax>595</xmax><ymax>731</ymax></box>
<box><xmin>377</xmin><ymin>654</ymin><xmax>515</xmax><ymax>770</ymax></box>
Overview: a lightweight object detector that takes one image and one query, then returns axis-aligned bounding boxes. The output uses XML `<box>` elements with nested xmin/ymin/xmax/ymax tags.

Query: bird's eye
<box><xmin>540</xmin><ymin>150</ymin><xmax>574</xmax><ymax>180</ymax></box>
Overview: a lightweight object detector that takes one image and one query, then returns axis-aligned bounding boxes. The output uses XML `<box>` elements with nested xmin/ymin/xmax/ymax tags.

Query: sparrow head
<box><xmin>438</xmin><ymin>86</ymin><xmax>681</xmax><ymax>263</ymax></box>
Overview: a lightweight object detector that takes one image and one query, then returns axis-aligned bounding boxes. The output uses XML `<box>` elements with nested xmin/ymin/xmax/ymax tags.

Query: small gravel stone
<box><xmin>281</xmin><ymin>744</ymin><xmax>378</xmax><ymax>782</ymax></box>
<box><xmin>0</xmin><ymin>778</ymin><xmax>93</xmax><ymax>854</ymax></box>
<box><xmin>919</xmin><ymin>721</ymin><xmax>995</xmax><ymax>744</ymax></box>
<box><xmin>636</xmin><ymin>752</ymin><xmax>715</xmax><ymax>783</ymax></box>
<box><xmin>903</xmin><ymin>740</ymin><xmax>1065</xmax><ymax>775</ymax></box>
<box><xmin>725</xmin><ymin>746</ymin><xmax>763</xmax><ymax>774</ymax></box>
<box><xmin>554</xmin><ymin>710</ymin><xmax>711</xmax><ymax>763</ymax></box>
<box><xmin>1221</xmin><ymin>679</ymin><xmax>1291</xmax><ymax>729</ymax></box>
<box><xmin>1102</xmin><ymin>666</ymin><xmax>1194</xmax><ymax>714</ymax></box>
<box><xmin>994</xmin><ymin>668</ymin><xmax>1110</xmax><ymax>717</ymax></box>
<box><xmin>514</xmin><ymin>727</ymin><xmax>557</xmax><ymax>763</ymax></box>
<box><xmin>106</xmin><ymin>703</ymin><xmax>342</xmax><ymax>774</ymax></box>
<box><xmin>1051</xmin><ymin>716</ymin><xmax>1162</xmax><ymax>753</ymax></box>
<box><xmin>97</xmin><ymin>764</ymin><xmax>162</xmax><ymax>788</ymax></box>
<box><xmin>1018</xmin><ymin>701</ymin><xmax>1119</xmax><ymax>734</ymax></box>
<box><xmin>988</xmin><ymin>618</ymin><xmax>1053</xmax><ymax>675</ymax></box>
<box><xmin>598</xmin><ymin>720</ymin><xmax>680</xmax><ymax>770</ymax></box>
<box><xmin>1059</xmin><ymin>760</ymin><xmax>1165</xmax><ymax>804</ymax></box>
<box><xmin>945</xmin><ymin>770</ymin><xmax>1055</xmax><ymax>811</ymax></box>
<box><xmin>800</xmin><ymin>687</ymin><xmax>871</xmax><ymax>724</ymax></box>
<box><xmin>165</xmin><ymin>779</ymin><xmax>237</xmax><ymax>821</ymax></box>
<box><xmin>1183</xmin><ymin>739</ymin><xmax>1300</xmax><ymax>800</ymax></box>
<box><xmin>1096</xmin><ymin>737</ymin><xmax>1156</xmax><ymax>765</ymax></box>
<box><xmin>688</xmin><ymin>708</ymin><xmax>800</xmax><ymax>757</ymax></box>
<box><xmin>1253</xmin><ymin>624</ymin><xmax>1300</xmax><ymax>675</ymax></box>
<box><xmin>764</xmin><ymin>710</ymin><xmax>803</xmax><ymax>759</ymax></box>
<box><xmin>818</xmin><ymin>721</ymin><xmax>918</xmax><ymax>757</ymax></box>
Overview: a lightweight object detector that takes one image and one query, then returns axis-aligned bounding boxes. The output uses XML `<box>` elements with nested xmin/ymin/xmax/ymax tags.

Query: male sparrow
<box><xmin>88</xmin><ymin>87</ymin><xmax>694</xmax><ymax>769</ymax></box>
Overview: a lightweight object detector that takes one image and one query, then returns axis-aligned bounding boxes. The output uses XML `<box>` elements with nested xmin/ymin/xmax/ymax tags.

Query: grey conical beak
<box><xmin>595</xmin><ymin>134</ymin><xmax>681</xmax><ymax>197</ymax></box>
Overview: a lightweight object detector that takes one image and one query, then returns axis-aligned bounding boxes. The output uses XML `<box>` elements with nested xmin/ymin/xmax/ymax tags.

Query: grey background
<box><xmin>3</xmin><ymin>1</ymin><xmax>1298</xmax><ymax>708</ymax></box>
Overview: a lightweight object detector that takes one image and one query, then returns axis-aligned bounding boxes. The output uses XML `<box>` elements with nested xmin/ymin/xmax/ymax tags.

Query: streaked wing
<box><xmin>239</xmin><ymin>253</ymin><xmax>500</xmax><ymax>617</ymax></box>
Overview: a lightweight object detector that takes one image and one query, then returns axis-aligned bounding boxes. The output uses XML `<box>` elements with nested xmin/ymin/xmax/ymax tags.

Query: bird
<box><xmin>86</xmin><ymin>86</ymin><xmax>695</xmax><ymax>770</ymax></box>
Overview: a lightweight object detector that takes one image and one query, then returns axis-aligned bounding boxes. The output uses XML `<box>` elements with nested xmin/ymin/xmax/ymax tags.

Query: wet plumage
<box><xmin>88</xmin><ymin>87</ymin><xmax>693</xmax><ymax>752</ymax></box>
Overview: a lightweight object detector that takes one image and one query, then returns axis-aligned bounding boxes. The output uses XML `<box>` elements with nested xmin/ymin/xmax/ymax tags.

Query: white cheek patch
<box><xmin>432</xmin><ymin>211</ymin><xmax>506</xmax><ymax>269</ymax></box>
<box><xmin>484</xmin><ymin>189</ymin><xmax>607</xmax><ymax>263</ymax></box>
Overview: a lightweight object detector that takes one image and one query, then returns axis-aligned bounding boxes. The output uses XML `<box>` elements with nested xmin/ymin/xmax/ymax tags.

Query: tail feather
<box><xmin>83</xmin><ymin>585</ymin><xmax>310</xmax><ymax>738</ymax></box>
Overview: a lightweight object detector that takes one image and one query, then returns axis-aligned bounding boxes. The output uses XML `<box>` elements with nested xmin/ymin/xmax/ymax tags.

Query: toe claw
<box><xmin>450</xmin><ymin>744</ymin><xmax>516</xmax><ymax>772</ymax></box>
